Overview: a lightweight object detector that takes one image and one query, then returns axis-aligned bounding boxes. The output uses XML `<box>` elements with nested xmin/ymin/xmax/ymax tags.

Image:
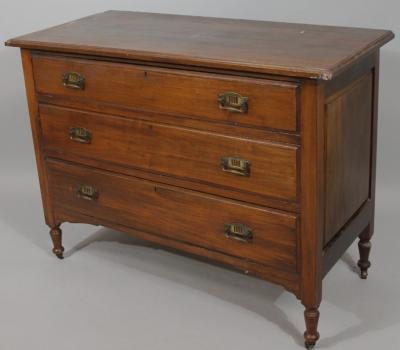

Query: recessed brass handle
<box><xmin>69</xmin><ymin>127</ymin><xmax>92</xmax><ymax>144</ymax></box>
<box><xmin>224</xmin><ymin>223</ymin><xmax>253</xmax><ymax>243</ymax></box>
<box><xmin>218</xmin><ymin>92</ymin><xmax>248</xmax><ymax>113</ymax></box>
<box><xmin>221</xmin><ymin>156</ymin><xmax>251</xmax><ymax>177</ymax></box>
<box><xmin>77</xmin><ymin>184</ymin><xmax>98</xmax><ymax>201</ymax></box>
<box><xmin>63</xmin><ymin>72</ymin><xmax>85</xmax><ymax>90</ymax></box>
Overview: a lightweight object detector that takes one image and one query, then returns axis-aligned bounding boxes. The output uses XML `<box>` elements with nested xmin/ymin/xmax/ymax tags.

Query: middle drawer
<box><xmin>40</xmin><ymin>105</ymin><xmax>298</xmax><ymax>202</ymax></box>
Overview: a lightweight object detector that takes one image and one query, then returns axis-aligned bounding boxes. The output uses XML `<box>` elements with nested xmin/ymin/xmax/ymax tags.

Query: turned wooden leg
<box><xmin>49</xmin><ymin>225</ymin><xmax>64</xmax><ymax>259</ymax></box>
<box><xmin>358</xmin><ymin>225</ymin><xmax>372</xmax><ymax>279</ymax></box>
<box><xmin>304</xmin><ymin>307</ymin><xmax>320</xmax><ymax>349</ymax></box>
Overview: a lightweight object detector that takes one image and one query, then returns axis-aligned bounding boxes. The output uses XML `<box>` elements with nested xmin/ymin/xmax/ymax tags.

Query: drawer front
<box><xmin>32</xmin><ymin>55</ymin><xmax>299</xmax><ymax>132</ymax></box>
<box><xmin>47</xmin><ymin>160</ymin><xmax>298</xmax><ymax>271</ymax></box>
<box><xmin>40</xmin><ymin>105</ymin><xmax>298</xmax><ymax>202</ymax></box>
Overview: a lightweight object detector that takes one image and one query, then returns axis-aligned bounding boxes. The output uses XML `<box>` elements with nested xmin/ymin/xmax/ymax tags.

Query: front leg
<box><xmin>304</xmin><ymin>307</ymin><xmax>320</xmax><ymax>349</ymax></box>
<box><xmin>49</xmin><ymin>225</ymin><xmax>64</xmax><ymax>259</ymax></box>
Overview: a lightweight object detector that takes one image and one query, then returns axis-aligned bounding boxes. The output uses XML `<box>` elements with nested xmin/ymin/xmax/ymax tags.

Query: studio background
<box><xmin>0</xmin><ymin>1</ymin><xmax>399</xmax><ymax>349</ymax></box>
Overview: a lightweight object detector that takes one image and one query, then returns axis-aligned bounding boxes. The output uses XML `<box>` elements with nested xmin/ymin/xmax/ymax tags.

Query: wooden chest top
<box><xmin>5</xmin><ymin>10</ymin><xmax>393</xmax><ymax>80</ymax></box>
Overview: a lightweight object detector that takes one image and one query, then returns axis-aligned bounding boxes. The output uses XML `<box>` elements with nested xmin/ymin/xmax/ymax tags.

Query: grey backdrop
<box><xmin>1</xmin><ymin>1</ymin><xmax>399</xmax><ymax>349</ymax></box>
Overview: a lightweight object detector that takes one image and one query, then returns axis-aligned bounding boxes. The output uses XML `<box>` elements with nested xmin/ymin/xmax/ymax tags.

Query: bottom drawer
<box><xmin>47</xmin><ymin>160</ymin><xmax>298</xmax><ymax>271</ymax></box>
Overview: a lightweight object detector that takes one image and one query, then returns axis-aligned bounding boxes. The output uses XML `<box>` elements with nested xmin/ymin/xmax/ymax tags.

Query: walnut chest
<box><xmin>5</xmin><ymin>11</ymin><xmax>394</xmax><ymax>348</ymax></box>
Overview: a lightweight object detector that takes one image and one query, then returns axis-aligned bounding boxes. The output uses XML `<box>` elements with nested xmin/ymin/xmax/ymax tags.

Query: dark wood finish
<box><xmin>324</xmin><ymin>52</ymin><xmax>376</xmax><ymax>97</ymax></box>
<box><xmin>304</xmin><ymin>308</ymin><xmax>320</xmax><ymax>349</ymax></box>
<box><xmin>5</xmin><ymin>11</ymin><xmax>393</xmax><ymax>80</ymax></box>
<box><xmin>7</xmin><ymin>12</ymin><xmax>393</xmax><ymax>349</ymax></box>
<box><xmin>38</xmin><ymin>93</ymin><xmax>301</xmax><ymax>146</ymax></box>
<box><xmin>358</xmin><ymin>51</ymin><xmax>381</xmax><ymax>280</ymax></box>
<box><xmin>54</xmin><ymin>207</ymin><xmax>301</xmax><ymax>296</ymax></box>
<box><xmin>20</xmin><ymin>49</ymin><xmax>55</xmax><ymax>226</ymax></box>
<box><xmin>325</xmin><ymin>73</ymin><xmax>373</xmax><ymax>243</ymax></box>
<box><xmin>299</xmin><ymin>79</ymin><xmax>325</xmax><ymax>348</ymax></box>
<box><xmin>41</xmin><ymin>145</ymin><xmax>299</xmax><ymax>213</ymax></box>
<box><xmin>322</xmin><ymin>200</ymin><xmax>372</xmax><ymax>277</ymax></box>
<box><xmin>32</xmin><ymin>54</ymin><xmax>299</xmax><ymax>132</ymax></box>
<box><xmin>40</xmin><ymin>105</ymin><xmax>298</xmax><ymax>202</ymax></box>
<box><xmin>47</xmin><ymin>159</ymin><xmax>298</xmax><ymax>271</ymax></box>
<box><xmin>49</xmin><ymin>225</ymin><xmax>64</xmax><ymax>259</ymax></box>
<box><xmin>322</xmin><ymin>51</ymin><xmax>381</xmax><ymax>281</ymax></box>
<box><xmin>358</xmin><ymin>225</ymin><xmax>372</xmax><ymax>279</ymax></box>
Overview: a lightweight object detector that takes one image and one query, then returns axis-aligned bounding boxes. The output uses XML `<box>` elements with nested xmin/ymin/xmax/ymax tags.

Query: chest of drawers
<box><xmin>6</xmin><ymin>11</ymin><xmax>394</xmax><ymax>348</ymax></box>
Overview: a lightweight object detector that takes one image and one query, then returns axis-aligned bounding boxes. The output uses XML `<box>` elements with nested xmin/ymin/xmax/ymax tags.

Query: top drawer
<box><xmin>32</xmin><ymin>54</ymin><xmax>299</xmax><ymax>132</ymax></box>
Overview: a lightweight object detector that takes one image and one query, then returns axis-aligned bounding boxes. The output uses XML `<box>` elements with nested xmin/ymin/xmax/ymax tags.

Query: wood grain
<box><xmin>32</xmin><ymin>54</ymin><xmax>299</xmax><ymax>132</ymax></box>
<box><xmin>20</xmin><ymin>50</ymin><xmax>56</xmax><ymax>226</ymax></box>
<box><xmin>323</xmin><ymin>200</ymin><xmax>371</xmax><ymax>276</ymax></box>
<box><xmin>325</xmin><ymin>73</ymin><xmax>373</xmax><ymax>244</ymax></box>
<box><xmin>40</xmin><ymin>105</ymin><xmax>298</xmax><ymax>202</ymax></box>
<box><xmin>299</xmin><ymin>79</ymin><xmax>325</xmax><ymax>347</ymax></box>
<box><xmin>54</xmin><ymin>207</ymin><xmax>301</xmax><ymax>297</ymax></box>
<box><xmin>47</xmin><ymin>159</ymin><xmax>298</xmax><ymax>271</ymax></box>
<box><xmin>6</xmin><ymin>11</ymin><xmax>394</xmax><ymax>80</ymax></box>
<box><xmin>37</xmin><ymin>93</ymin><xmax>301</xmax><ymax>146</ymax></box>
<box><xmin>5</xmin><ymin>12</ymin><xmax>394</xmax><ymax>349</ymax></box>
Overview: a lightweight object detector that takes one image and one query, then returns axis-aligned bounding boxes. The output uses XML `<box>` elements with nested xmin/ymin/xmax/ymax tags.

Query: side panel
<box><xmin>322</xmin><ymin>52</ymin><xmax>379</xmax><ymax>276</ymax></box>
<box><xmin>324</xmin><ymin>74</ymin><xmax>373</xmax><ymax>244</ymax></box>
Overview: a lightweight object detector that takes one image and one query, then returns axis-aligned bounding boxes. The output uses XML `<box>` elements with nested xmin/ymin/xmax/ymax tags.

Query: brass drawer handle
<box><xmin>69</xmin><ymin>127</ymin><xmax>92</xmax><ymax>144</ymax></box>
<box><xmin>221</xmin><ymin>156</ymin><xmax>251</xmax><ymax>176</ymax></box>
<box><xmin>63</xmin><ymin>72</ymin><xmax>85</xmax><ymax>90</ymax></box>
<box><xmin>224</xmin><ymin>223</ymin><xmax>253</xmax><ymax>243</ymax></box>
<box><xmin>77</xmin><ymin>184</ymin><xmax>98</xmax><ymax>201</ymax></box>
<box><xmin>218</xmin><ymin>92</ymin><xmax>248</xmax><ymax>113</ymax></box>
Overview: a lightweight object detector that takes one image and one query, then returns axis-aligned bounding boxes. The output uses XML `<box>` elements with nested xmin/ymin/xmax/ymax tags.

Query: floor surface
<box><xmin>0</xmin><ymin>173</ymin><xmax>399</xmax><ymax>350</ymax></box>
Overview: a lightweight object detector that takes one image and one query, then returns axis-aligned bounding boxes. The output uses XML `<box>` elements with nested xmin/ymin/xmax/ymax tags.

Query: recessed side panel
<box><xmin>324</xmin><ymin>73</ymin><xmax>373</xmax><ymax>244</ymax></box>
